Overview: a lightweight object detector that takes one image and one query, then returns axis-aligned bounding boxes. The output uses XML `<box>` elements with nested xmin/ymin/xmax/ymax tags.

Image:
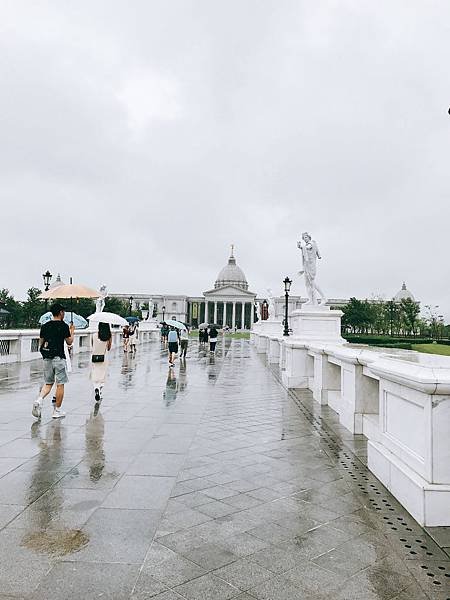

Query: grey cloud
<box><xmin>0</xmin><ymin>1</ymin><xmax>449</xmax><ymax>317</ymax></box>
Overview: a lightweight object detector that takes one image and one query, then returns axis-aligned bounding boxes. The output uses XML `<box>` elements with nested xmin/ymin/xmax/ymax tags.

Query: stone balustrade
<box><xmin>251</xmin><ymin>320</ymin><xmax>450</xmax><ymax>527</ymax></box>
<box><xmin>0</xmin><ymin>325</ymin><xmax>159</xmax><ymax>365</ymax></box>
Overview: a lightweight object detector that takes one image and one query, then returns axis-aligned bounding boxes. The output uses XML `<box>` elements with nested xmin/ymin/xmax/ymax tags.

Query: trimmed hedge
<box><xmin>343</xmin><ymin>335</ymin><xmax>432</xmax><ymax>346</ymax></box>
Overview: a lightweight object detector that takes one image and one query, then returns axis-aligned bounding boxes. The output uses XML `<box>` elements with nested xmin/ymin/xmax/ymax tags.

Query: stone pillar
<box><xmin>250</xmin><ymin>302</ymin><xmax>254</xmax><ymax>329</ymax></box>
<box><xmin>223</xmin><ymin>302</ymin><xmax>227</xmax><ymax>327</ymax></box>
<box><xmin>242</xmin><ymin>303</ymin><xmax>247</xmax><ymax>329</ymax></box>
<box><xmin>204</xmin><ymin>302</ymin><xmax>208</xmax><ymax>324</ymax></box>
<box><xmin>214</xmin><ymin>302</ymin><xmax>218</xmax><ymax>324</ymax></box>
<box><xmin>232</xmin><ymin>302</ymin><xmax>236</xmax><ymax>329</ymax></box>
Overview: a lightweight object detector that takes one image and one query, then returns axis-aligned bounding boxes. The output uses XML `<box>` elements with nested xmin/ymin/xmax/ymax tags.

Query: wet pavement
<box><xmin>0</xmin><ymin>339</ymin><xmax>449</xmax><ymax>599</ymax></box>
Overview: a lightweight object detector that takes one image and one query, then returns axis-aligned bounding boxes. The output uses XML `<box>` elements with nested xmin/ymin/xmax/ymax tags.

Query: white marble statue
<box><xmin>255</xmin><ymin>301</ymin><xmax>261</xmax><ymax>321</ymax></box>
<box><xmin>95</xmin><ymin>284</ymin><xmax>108</xmax><ymax>313</ymax></box>
<box><xmin>266</xmin><ymin>289</ymin><xmax>276</xmax><ymax>320</ymax></box>
<box><xmin>148</xmin><ymin>298</ymin><xmax>154</xmax><ymax>320</ymax></box>
<box><xmin>297</xmin><ymin>233</ymin><xmax>327</xmax><ymax>306</ymax></box>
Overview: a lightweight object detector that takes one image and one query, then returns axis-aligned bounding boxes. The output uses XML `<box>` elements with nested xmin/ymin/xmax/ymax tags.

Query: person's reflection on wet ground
<box><xmin>178</xmin><ymin>358</ymin><xmax>188</xmax><ymax>392</ymax></box>
<box><xmin>207</xmin><ymin>354</ymin><xmax>217</xmax><ymax>380</ymax></box>
<box><xmin>85</xmin><ymin>411</ymin><xmax>105</xmax><ymax>482</ymax></box>
<box><xmin>20</xmin><ymin>421</ymin><xmax>66</xmax><ymax>552</ymax></box>
<box><xmin>163</xmin><ymin>367</ymin><xmax>178</xmax><ymax>406</ymax></box>
<box><xmin>119</xmin><ymin>352</ymin><xmax>136</xmax><ymax>390</ymax></box>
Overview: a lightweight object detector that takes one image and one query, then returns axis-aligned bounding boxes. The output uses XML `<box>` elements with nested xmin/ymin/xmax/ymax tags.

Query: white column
<box><xmin>214</xmin><ymin>302</ymin><xmax>218</xmax><ymax>324</ymax></box>
<box><xmin>223</xmin><ymin>302</ymin><xmax>227</xmax><ymax>327</ymax></box>
<box><xmin>232</xmin><ymin>302</ymin><xmax>236</xmax><ymax>329</ymax></box>
<box><xmin>204</xmin><ymin>302</ymin><xmax>208</xmax><ymax>324</ymax></box>
<box><xmin>250</xmin><ymin>301</ymin><xmax>254</xmax><ymax>329</ymax></box>
<box><xmin>242</xmin><ymin>303</ymin><xmax>247</xmax><ymax>329</ymax></box>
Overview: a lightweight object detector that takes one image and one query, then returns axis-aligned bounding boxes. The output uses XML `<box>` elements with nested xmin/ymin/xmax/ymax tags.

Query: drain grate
<box><xmin>264</xmin><ymin>365</ymin><xmax>450</xmax><ymax>598</ymax></box>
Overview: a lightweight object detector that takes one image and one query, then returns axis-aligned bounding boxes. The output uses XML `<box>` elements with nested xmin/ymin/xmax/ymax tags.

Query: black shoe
<box><xmin>94</xmin><ymin>388</ymin><xmax>100</xmax><ymax>403</ymax></box>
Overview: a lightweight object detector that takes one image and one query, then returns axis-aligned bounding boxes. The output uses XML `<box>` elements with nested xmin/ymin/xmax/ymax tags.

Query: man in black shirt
<box><xmin>32</xmin><ymin>303</ymin><xmax>74</xmax><ymax>420</ymax></box>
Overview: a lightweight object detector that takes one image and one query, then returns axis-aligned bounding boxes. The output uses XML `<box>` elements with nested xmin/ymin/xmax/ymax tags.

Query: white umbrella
<box><xmin>165</xmin><ymin>319</ymin><xmax>187</xmax><ymax>330</ymax></box>
<box><xmin>87</xmin><ymin>312</ymin><xmax>128</xmax><ymax>327</ymax></box>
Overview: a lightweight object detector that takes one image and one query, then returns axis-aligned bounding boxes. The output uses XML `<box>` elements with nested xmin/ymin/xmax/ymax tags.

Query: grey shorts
<box><xmin>43</xmin><ymin>357</ymin><xmax>68</xmax><ymax>385</ymax></box>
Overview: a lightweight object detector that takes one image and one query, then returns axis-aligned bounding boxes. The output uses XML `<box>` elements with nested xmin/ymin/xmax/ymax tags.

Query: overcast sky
<box><xmin>1</xmin><ymin>1</ymin><xmax>449</xmax><ymax>318</ymax></box>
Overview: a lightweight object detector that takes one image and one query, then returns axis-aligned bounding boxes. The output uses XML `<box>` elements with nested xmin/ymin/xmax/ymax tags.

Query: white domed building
<box><xmin>202</xmin><ymin>246</ymin><xmax>257</xmax><ymax>328</ymax></box>
<box><xmin>394</xmin><ymin>282</ymin><xmax>416</xmax><ymax>303</ymax></box>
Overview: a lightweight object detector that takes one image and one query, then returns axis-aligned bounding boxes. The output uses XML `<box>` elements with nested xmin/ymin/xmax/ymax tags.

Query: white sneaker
<box><xmin>32</xmin><ymin>399</ymin><xmax>42</xmax><ymax>419</ymax></box>
<box><xmin>52</xmin><ymin>408</ymin><xmax>66</xmax><ymax>419</ymax></box>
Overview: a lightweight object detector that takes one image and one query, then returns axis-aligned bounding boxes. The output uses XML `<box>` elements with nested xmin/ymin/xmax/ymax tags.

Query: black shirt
<box><xmin>40</xmin><ymin>320</ymin><xmax>71</xmax><ymax>359</ymax></box>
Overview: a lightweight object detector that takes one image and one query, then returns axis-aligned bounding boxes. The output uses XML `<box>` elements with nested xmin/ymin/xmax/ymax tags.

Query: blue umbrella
<box><xmin>125</xmin><ymin>316</ymin><xmax>139</xmax><ymax>323</ymax></box>
<box><xmin>39</xmin><ymin>311</ymin><xmax>88</xmax><ymax>329</ymax></box>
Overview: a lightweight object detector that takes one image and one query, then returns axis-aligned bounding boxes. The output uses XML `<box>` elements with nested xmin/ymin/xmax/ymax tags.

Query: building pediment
<box><xmin>204</xmin><ymin>285</ymin><xmax>256</xmax><ymax>298</ymax></box>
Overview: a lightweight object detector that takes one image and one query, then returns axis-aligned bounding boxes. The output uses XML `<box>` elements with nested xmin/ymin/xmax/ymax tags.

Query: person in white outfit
<box><xmin>90</xmin><ymin>322</ymin><xmax>112</xmax><ymax>403</ymax></box>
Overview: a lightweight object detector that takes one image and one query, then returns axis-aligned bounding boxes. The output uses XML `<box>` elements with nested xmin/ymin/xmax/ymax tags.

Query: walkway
<box><xmin>0</xmin><ymin>339</ymin><xmax>448</xmax><ymax>599</ymax></box>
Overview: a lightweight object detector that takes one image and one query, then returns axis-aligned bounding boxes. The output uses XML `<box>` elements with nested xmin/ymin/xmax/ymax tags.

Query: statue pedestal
<box><xmin>139</xmin><ymin>319</ymin><xmax>159</xmax><ymax>342</ymax></box>
<box><xmin>290</xmin><ymin>306</ymin><xmax>345</xmax><ymax>344</ymax></box>
<box><xmin>282</xmin><ymin>307</ymin><xmax>345</xmax><ymax>389</ymax></box>
<box><xmin>252</xmin><ymin>319</ymin><xmax>283</xmax><ymax>337</ymax></box>
<box><xmin>252</xmin><ymin>319</ymin><xmax>283</xmax><ymax>354</ymax></box>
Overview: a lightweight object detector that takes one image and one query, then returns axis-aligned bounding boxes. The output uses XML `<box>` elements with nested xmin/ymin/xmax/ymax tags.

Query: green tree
<box><xmin>21</xmin><ymin>287</ymin><xmax>44</xmax><ymax>328</ymax></box>
<box><xmin>104</xmin><ymin>297</ymin><xmax>129</xmax><ymax>317</ymax></box>
<box><xmin>399</xmin><ymin>298</ymin><xmax>420</xmax><ymax>337</ymax></box>
<box><xmin>74</xmin><ymin>298</ymin><xmax>96</xmax><ymax>319</ymax></box>
<box><xmin>0</xmin><ymin>289</ymin><xmax>21</xmax><ymax>327</ymax></box>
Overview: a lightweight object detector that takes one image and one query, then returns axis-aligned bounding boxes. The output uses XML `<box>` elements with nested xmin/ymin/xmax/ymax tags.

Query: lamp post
<box><xmin>129</xmin><ymin>296</ymin><xmax>133</xmax><ymax>315</ymax></box>
<box><xmin>283</xmin><ymin>276</ymin><xmax>292</xmax><ymax>336</ymax></box>
<box><xmin>162</xmin><ymin>305</ymin><xmax>166</xmax><ymax>322</ymax></box>
<box><xmin>262</xmin><ymin>300</ymin><xmax>268</xmax><ymax>321</ymax></box>
<box><xmin>42</xmin><ymin>270</ymin><xmax>52</xmax><ymax>311</ymax></box>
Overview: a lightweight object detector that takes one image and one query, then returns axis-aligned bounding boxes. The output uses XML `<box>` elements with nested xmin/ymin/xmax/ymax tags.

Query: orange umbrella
<box><xmin>40</xmin><ymin>284</ymin><xmax>99</xmax><ymax>300</ymax></box>
<box><xmin>39</xmin><ymin>282</ymin><xmax>100</xmax><ymax>323</ymax></box>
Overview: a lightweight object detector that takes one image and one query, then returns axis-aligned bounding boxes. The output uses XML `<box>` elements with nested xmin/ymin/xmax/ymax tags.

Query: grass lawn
<box><xmin>413</xmin><ymin>344</ymin><xmax>450</xmax><ymax>356</ymax></box>
<box><xmin>189</xmin><ymin>330</ymin><xmax>250</xmax><ymax>340</ymax></box>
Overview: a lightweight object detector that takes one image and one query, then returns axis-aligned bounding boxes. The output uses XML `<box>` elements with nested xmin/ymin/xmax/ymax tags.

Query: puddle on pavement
<box><xmin>21</xmin><ymin>528</ymin><xmax>89</xmax><ymax>556</ymax></box>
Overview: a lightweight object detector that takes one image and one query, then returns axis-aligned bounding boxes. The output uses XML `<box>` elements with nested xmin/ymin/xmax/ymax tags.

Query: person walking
<box><xmin>167</xmin><ymin>326</ymin><xmax>179</xmax><ymax>367</ymax></box>
<box><xmin>122</xmin><ymin>325</ymin><xmax>130</xmax><ymax>353</ymax></box>
<box><xmin>180</xmin><ymin>327</ymin><xmax>189</xmax><ymax>358</ymax></box>
<box><xmin>129</xmin><ymin>322</ymin><xmax>138</xmax><ymax>354</ymax></box>
<box><xmin>198</xmin><ymin>327</ymin><xmax>203</xmax><ymax>347</ymax></box>
<box><xmin>90</xmin><ymin>322</ymin><xmax>112</xmax><ymax>403</ymax></box>
<box><xmin>202</xmin><ymin>327</ymin><xmax>209</xmax><ymax>348</ymax></box>
<box><xmin>209</xmin><ymin>325</ymin><xmax>218</xmax><ymax>353</ymax></box>
<box><xmin>32</xmin><ymin>303</ymin><xmax>74</xmax><ymax>420</ymax></box>
<box><xmin>161</xmin><ymin>322</ymin><xmax>169</xmax><ymax>344</ymax></box>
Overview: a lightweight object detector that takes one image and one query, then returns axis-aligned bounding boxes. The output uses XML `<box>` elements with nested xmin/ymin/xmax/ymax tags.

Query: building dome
<box><xmin>215</xmin><ymin>247</ymin><xmax>248</xmax><ymax>290</ymax></box>
<box><xmin>48</xmin><ymin>273</ymin><xmax>65</xmax><ymax>290</ymax></box>
<box><xmin>394</xmin><ymin>282</ymin><xmax>415</xmax><ymax>302</ymax></box>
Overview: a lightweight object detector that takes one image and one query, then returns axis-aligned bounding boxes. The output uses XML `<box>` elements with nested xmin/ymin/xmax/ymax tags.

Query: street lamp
<box><xmin>283</xmin><ymin>276</ymin><xmax>292</xmax><ymax>336</ymax></box>
<box><xmin>262</xmin><ymin>300</ymin><xmax>268</xmax><ymax>321</ymax></box>
<box><xmin>42</xmin><ymin>270</ymin><xmax>52</xmax><ymax>311</ymax></box>
<box><xmin>162</xmin><ymin>305</ymin><xmax>166</xmax><ymax>322</ymax></box>
<box><xmin>42</xmin><ymin>270</ymin><xmax>52</xmax><ymax>291</ymax></box>
<box><xmin>129</xmin><ymin>296</ymin><xmax>133</xmax><ymax>314</ymax></box>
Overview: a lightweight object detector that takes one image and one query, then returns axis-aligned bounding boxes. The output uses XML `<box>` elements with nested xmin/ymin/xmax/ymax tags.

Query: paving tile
<box><xmin>311</xmin><ymin>531</ymin><xmax>393</xmax><ymax>576</ymax></box>
<box><xmin>0</xmin><ymin>504</ymin><xmax>25</xmax><ymax>529</ymax></box>
<box><xmin>175</xmin><ymin>573</ymin><xmax>241</xmax><ymax>600</ymax></box>
<box><xmin>67</xmin><ymin>508</ymin><xmax>160</xmax><ymax>563</ymax></box>
<box><xmin>248</xmin><ymin>574</ymin><xmax>306</xmax><ymax>600</ymax></box>
<box><xmin>131</xmin><ymin>572</ymin><xmax>169</xmax><ymax>599</ymax></box>
<box><xmin>213</xmin><ymin>558</ymin><xmax>273</xmax><ymax>591</ymax></box>
<box><xmin>32</xmin><ymin>561</ymin><xmax>140</xmax><ymax>599</ymax></box>
<box><xmin>142</xmin><ymin>552</ymin><xmax>206</xmax><ymax>587</ymax></box>
<box><xmin>0</xmin><ymin>527</ymin><xmax>52</xmax><ymax>595</ymax></box>
<box><xmin>185</xmin><ymin>541</ymin><xmax>239</xmax><ymax>570</ymax></box>
<box><xmin>102</xmin><ymin>475</ymin><xmax>175</xmax><ymax>510</ymax></box>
